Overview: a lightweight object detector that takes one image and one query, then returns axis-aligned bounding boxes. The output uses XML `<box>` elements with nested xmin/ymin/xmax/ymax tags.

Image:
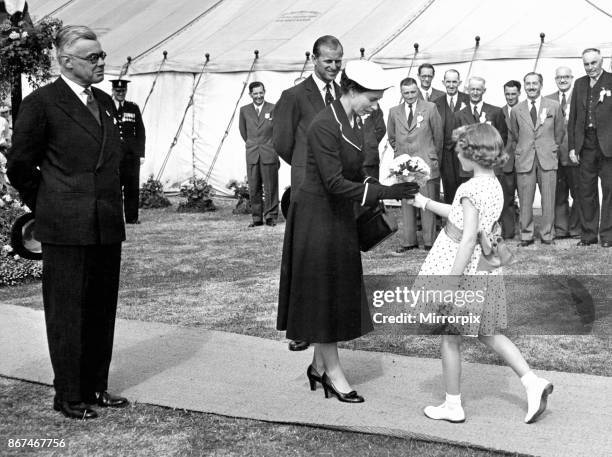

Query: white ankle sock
<box><xmin>520</xmin><ymin>371</ymin><xmax>538</xmax><ymax>389</ymax></box>
<box><xmin>445</xmin><ymin>392</ymin><xmax>462</xmax><ymax>407</ymax></box>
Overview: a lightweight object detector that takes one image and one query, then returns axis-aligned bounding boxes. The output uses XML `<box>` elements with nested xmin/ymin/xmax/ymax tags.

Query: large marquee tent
<box><xmin>26</xmin><ymin>0</ymin><xmax>612</xmax><ymax>194</ymax></box>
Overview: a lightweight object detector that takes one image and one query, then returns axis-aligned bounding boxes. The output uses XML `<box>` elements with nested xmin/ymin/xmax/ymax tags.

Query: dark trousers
<box><xmin>498</xmin><ymin>171</ymin><xmax>517</xmax><ymax>239</ymax></box>
<box><xmin>555</xmin><ymin>163</ymin><xmax>581</xmax><ymax>237</ymax></box>
<box><xmin>363</xmin><ymin>164</ymin><xmax>380</xmax><ymax>180</ymax></box>
<box><xmin>440</xmin><ymin>149</ymin><xmax>462</xmax><ymax>204</ymax></box>
<box><xmin>579</xmin><ymin>131</ymin><xmax>612</xmax><ymax>242</ymax></box>
<box><xmin>248</xmin><ymin>161</ymin><xmax>279</xmax><ymax>222</ymax></box>
<box><xmin>120</xmin><ymin>158</ymin><xmax>141</xmax><ymax>223</ymax></box>
<box><xmin>42</xmin><ymin>243</ymin><xmax>122</xmax><ymax>402</ymax></box>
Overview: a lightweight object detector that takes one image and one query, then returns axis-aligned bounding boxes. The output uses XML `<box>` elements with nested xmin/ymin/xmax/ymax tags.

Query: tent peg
<box><xmin>163</xmin><ymin>50</ymin><xmax>168</xmax><ymax>59</ymax></box>
<box><xmin>475</xmin><ymin>36</ymin><xmax>480</xmax><ymax>46</ymax></box>
<box><xmin>540</xmin><ymin>33</ymin><xmax>545</xmax><ymax>43</ymax></box>
<box><xmin>360</xmin><ymin>47</ymin><xmax>365</xmax><ymax>58</ymax></box>
<box><xmin>254</xmin><ymin>49</ymin><xmax>259</xmax><ymax>59</ymax></box>
<box><xmin>205</xmin><ymin>53</ymin><xmax>210</xmax><ymax>62</ymax></box>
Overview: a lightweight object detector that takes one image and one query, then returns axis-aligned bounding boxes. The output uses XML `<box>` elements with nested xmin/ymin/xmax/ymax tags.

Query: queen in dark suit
<box><xmin>277</xmin><ymin>60</ymin><xmax>418</xmax><ymax>403</ymax></box>
<box><xmin>7</xmin><ymin>26</ymin><xmax>128</xmax><ymax>419</ymax></box>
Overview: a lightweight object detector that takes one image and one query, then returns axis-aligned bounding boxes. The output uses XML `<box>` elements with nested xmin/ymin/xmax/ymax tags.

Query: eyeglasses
<box><xmin>555</xmin><ymin>75</ymin><xmax>573</xmax><ymax>80</ymax></box>
<box><xmin>62</xmin><ymin>51</ymin><xmax>107</xmax><ymax>65</ymax></box>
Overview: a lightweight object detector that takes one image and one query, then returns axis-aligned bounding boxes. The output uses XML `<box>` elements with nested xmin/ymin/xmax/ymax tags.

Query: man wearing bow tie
<box><xmin>509</xmin><ymin>72</ymin><xmax>564</xmax><ymax>246</ymax></box>
<box><xmin>7</xmin><ymin>25</ymin><xmax>128</xmax><ymax>419</ymax></box>
<box><xmin>568</xmin><ymin>48</ymin><xmax>612</xmax><ymax>248</ymax></box>
<box><xmin>111</xmin><ymin>79</ymin><xmax>146</xmax><ymax>224</ymax></box>
<box><xmin>239</xmin><ymin>81</ymin><xmax>279</xmax><ymax>227</ymax></box>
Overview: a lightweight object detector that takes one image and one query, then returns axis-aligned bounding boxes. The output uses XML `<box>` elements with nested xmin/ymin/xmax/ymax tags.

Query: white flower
<box><xmin>21</xmin><ymin>31</ymin><xmax>28</xmax><ymax>39</ymax></box>
<box><xmin>264</xmin><ymin>112</ymin><xmax>271</xmax><ymax>120</ymax></box>
<box><xmin>599</xmin><ymin>88</ymin><xmax>611</xmax><ymax>103</ymax></box>
<box><xmin>402</xmin><ymin>169</ymin><xmax>410</xmax><ymax>176</ymax></box>
<box><xmin>8</xmin><ymin>31</ymin><xmax>19</xmax><ymax>40</ymax></box>
<box><xmin>0</xmin><ymin>200</ymin><xmax>5</xmax><ymax>208</ymax></box>
<box><xmin>539</xmin><ymin>108</ymin><xmax>548</xmax><ymax>125</ymax></box>
<box><xmin>2</xmin><ymin>244</ymin><xmax>12</xmax><ymax>253</ymax></box>
<box><xmin>416</xmin><ymin>114</ymin><xmax>424</xmax><ymax>123</ymax></box>
<box><xmin>3</xmin><ymin>194</ymin><xmax>12</xmax><ymax>202</ymax></box>
<box><xmin>479</xmin><ymin>111</ymin><xmax>487</xmax><ymax>123</ymax></box>
<box><xmin>459</xmin><ymin>102</ymin><xmax>466</xmax><ymax>111</ymax></box>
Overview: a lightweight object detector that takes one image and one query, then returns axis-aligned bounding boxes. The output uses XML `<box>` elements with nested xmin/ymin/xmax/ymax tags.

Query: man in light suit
<box><xmin>545</xmin><ymin>67</ymin><xmax>581</xmax><ymax>240</ymax></box>
<box><xmin>239</xmin><ymin>81</ymin><xmax>279</xmax><ymax>227</ymax></box>
<box><xmin>7</xmin><ymin>25</ymin><xmax>128</xmax><ymax>419</ymax></box>
<box><xmin>568</xmin><ymin>48</ymin><xmax>612</xmax><ymax>248</ymax></box>
<box><xmin>273</xmin><ymin>35</ymin><xmax>342</xmax><ymax>197</ymax></box>
<box><xmin>500</xmin><ymin>80</ymin><xmax>522</xmax><ymax>239</ymax></box>
<box><xmin>417</xmin><ymin>63</ymin><xmax>445</xmax><ymax>102</ymax></box>
<box><xmin>434</xmin><ymin>69</ymin><xmax>469</xmax><ymax>203</ymax></box>
<box><xmin>388</xmin><ymin>77</ymin><xmax>443</xmax><ymax>253</ymax></box>
<box><xmin>273</xmin><ymin>35</ymin><xmax>342</xmax><ymax>352</ymax></box>
<box><xmin>455</xmin><ymin>76</ymin><xmax>513</xmax><ymax>237</ymax></box>
<box><xmin>509</xmin><ymin>72</ymin><xmax>564</xmax><ymax>246</ymax></box>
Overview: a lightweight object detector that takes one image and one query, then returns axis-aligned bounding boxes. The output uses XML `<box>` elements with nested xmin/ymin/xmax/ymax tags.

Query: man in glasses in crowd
<box><xmin>8</xmin><ymin>25</ymin><xmax>128</xmax><ymax>419</ymax></box>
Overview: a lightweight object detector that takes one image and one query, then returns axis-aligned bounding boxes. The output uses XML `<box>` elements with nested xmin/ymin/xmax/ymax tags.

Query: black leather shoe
<box><xmin>53</xmin><ymin>397</ymin><xmax>98</xmax><ymax>419</ymax></box>
<box><xmin>306</xmin><ymin>364</ymin><xmax>323</xmax><ymax>391</ymax></box>
<box><xmin>577</xmin><ymin>240</ymin><xmax>595</xmax><ymax>247</ymax></box>
<box><xmin>602</xmin><ymin>241</ymin><xmax>612</xmax><ymax>248</ymax></box>
<box><xmin>95</xmin><ymin>391</ymin><xmax>129</xmax><ymax>408</ymax></box>
<box><xmin>541</xmin><ymin>239</ymin><xmax>554</xmax><ymax>245</ymax></box>
<box><xmin>248</xmin><ymin>221</ymin><xmax>264</xmax><ymax>228</ymax></box>
<box><xmin>391</xmin><ymin>245</ymin><xmax>418</xmax><ymax>255</ymax></box>
<box><xmin>288</xmin><ymin>340</ymin><xmax>310</xmax><ymax>351</ymax></box>
<box><xmin>265</xmin><ymin>219</ymin><xmax>277</xmax><ymax>227</ymax></box>
<box><xmin>321</xmin><ymin>373</ymin><xmax>364</xmax><ymax>403</ymax></box>
<box><xmin>520</xmin><ymin>239</ymin><xmax>534</xmax><ymax>247</ymax></box>
<box><xmin>423</xmin><ymin>245</ymin><xmax>432</xmax><ymax>251</ymax></box>
<box><xmin>126</xmin><ymin>220</ymin><xmax>140</xmax><ymax>224</ymax></box>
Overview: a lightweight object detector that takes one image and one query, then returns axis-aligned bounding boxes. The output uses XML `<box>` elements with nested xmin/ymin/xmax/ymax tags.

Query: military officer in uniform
<box><xmin>111</xmin><ymin>79</ymin><xmax>146</xmax><ymax>224</ymax></box>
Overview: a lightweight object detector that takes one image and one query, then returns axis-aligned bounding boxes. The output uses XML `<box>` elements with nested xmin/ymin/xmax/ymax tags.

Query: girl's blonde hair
<box><xmin>452</xmin><ymin>123</ymin><xmax>508</xmax><ymax>169</ymax></box>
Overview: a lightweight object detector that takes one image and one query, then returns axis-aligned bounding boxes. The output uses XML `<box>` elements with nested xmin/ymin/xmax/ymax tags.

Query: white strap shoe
<box><xmin>423</xmin><ymin>402</ymin><xmax>465</xmax><ymax>423</ymax></box>
<box><xmin>525</xmin><ymin>377</ymin><xmax>553</xmax><ymax>423</ymax></box>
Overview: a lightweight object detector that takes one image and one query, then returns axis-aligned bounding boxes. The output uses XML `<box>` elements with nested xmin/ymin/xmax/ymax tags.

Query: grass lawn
<box><xmin>1</xmin><ymin>196</ymin><xmax>609</xmax><ymax>456</ymax></box>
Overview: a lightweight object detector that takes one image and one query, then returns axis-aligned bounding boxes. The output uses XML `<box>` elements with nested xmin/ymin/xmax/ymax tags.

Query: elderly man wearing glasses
<box><xmin>7</xmin><ymin>25</ymin><xmax>128</xmax><ymax>419</ymax></box>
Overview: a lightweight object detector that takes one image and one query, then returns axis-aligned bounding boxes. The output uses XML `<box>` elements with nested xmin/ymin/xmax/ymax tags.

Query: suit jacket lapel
<box><xmin>306</xmin><ymin>76</ymin><xmax>325</xmax><ymax>113</ymax></box>
<box><xmin>330</xmin><ymin>100</ymin><xmax>361</xmax><ymax>150</ymax></box>
<box><xmin>54</xmin><ymin>78</ymin><xmax>102</xmax><ymax>144</ymax></box>
<box><xmin>94</xmin><ymin>88</ymin><xmax>114</xmax><ymax>169</ymax></box>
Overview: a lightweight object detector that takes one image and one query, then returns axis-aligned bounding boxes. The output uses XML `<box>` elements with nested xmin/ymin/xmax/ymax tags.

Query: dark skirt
<box><xmin>277</xmin><ymin>188</ymin><xmax>373</xmax><ymax>343</ymax></box>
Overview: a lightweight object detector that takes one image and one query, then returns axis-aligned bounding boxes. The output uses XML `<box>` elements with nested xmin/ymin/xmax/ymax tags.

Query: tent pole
<box><xmin>204</xmin><ymin>50</ymin><xmax>259</xmax><ymax>183</ymax></box>
<box><xmin>118</xmin><ymin>56</ymin><xmax>132</xmax><ymax>81</ymax></box>
<box><xmin>533</xmin><ymin>33</ymin><xmax>546</xmax><ymax>72</ymax></box>
<box><xmin>142</xmin><ymin>51</ymin><xmax>168</xmax><ymax>115</ymax></box>
<box><xmin>464</xmin><ymin>36</ymin><xmax>480</xmax><ymax>91</ymax></box>
<box><xmin>298</xmin><ymin>51</ymin><xmax>311</xmax><ymax>79</ymax></box>
<box><xmin>155</xmin><ymin>53</ymin><xmax>210</xmax><ymax>181</ymax></box>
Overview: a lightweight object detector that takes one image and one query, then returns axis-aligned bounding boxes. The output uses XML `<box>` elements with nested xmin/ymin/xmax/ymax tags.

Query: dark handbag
<box><xmin>356</xmin><ymin>202</ymin><xmax>398</xmax><ymax>252</ymax></box>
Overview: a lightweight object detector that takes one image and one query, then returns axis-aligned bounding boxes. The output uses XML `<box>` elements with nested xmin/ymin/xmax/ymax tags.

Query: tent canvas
<box><xmin>25</xmin><ymin>0</ymin><xmax>612</xmax><ymax>194</ymax></box>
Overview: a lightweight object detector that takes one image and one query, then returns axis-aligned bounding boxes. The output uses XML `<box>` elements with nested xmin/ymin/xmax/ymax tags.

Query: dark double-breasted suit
<box><xmin>7</xmin><ymin>76</ymin><xmax>125</xmax><ymax>403</ymax></box>
<box><xmin>435</xmin><ymin>92</ymin><xmax>469</xmax><ymax>203</ymax></box>
<box><xmin>115</xmin><ymin>99</ymin><xmax>145</xmax><ymax>223</ymax></box>
<box><xmin>545</xmin><ymin>90</ymin><xmax>581</xmax><ymax>238</ymax></box>
<box><xmin>238</xmin><ymin>100</ymin><xmax>279</xmax><ymax>222</ymax></box>
<box><xmin>273</xmin><ymin>75</ymin><xmax>340</xmax><ymax>196</ymax></box>
<box><xmin>568</xmin><ymin>70</ymin><xmax>612</xmax><ymax>243</ymax></box>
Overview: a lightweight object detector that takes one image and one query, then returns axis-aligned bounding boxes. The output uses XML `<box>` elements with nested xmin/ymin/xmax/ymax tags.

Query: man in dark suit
<box><xmin>568</xmin><ymin>48</ymin><xmax>612</xmax><ymax>248</ymax></box>
<box><xmin>434</xmin><ymin>69</ymin><xmax>469</xmax><ymax>203</ymax></box>
<box><xmin>455</xmin><ymin>76</ymin><xmax>512</xmax><ymax>236</ymax></box>
<box><xmin>417</xmin><ymin>63</ymin><xmax>445</xmax><ymax>103</ymax></box>
<box><xmin>111</xmin><ymin>79</ymin><xmax>145</xmax><ymax>224</ymax></box>
<box><xmin>362</xmin><ymin>106</ymin><xmax>386</xmax><ymax>180</ymax></box>
<box><xmin>273</xmin><ymin>35</ymin><xmax>343</xmax><ymax>196</ymax></box>
<box><xmin>500</xmin><ymin>80</ymin><xmax>522</xmax><ymax>239</ymax></box>
<box><xmin>7</xmin><ymin>25</ymin><xmax>128</xmax><ymax>419</ymax></box>
<box><xmin>239</xmin><ymin>81</ymin><xmax>279</xmax><ymax>227</ymax></box>
<box><xmin>545</xmin><ymin>67</ymin><xmax>581</xmax><ymax>240</ymax></box>
<box><xmin>273</xmin><ymin>35</ymin><xmax>343</xmax><ymax>352</ymax></box>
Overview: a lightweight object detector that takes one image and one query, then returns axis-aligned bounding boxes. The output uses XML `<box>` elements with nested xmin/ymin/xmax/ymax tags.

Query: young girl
<box><xmin>410</xmin><ymin>123</ymin><xmax>553</xmax><ymax>424</ymax></box>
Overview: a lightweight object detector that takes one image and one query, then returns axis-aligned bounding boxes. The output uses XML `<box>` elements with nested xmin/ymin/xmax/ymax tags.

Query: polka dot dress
<box><xmin>414</xmin><ymin>176</ymin><xmax>508</xmax><ymax>335</ymax></box>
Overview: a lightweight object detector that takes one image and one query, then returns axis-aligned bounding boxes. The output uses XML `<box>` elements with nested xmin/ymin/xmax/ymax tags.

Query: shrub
<box><xmin>177</xmin><ymin>177</ymin><xmax>216</xmax><ymax>213</ymax></box>
<box><xmin>139</xmin><ymin>175</ymin><xmax>171</xmax><ymax>208</ymax></box>
<box><xmin>227</xmin><ymin>179</ymin><xmax>250</xmax><ymax>215</ymax></box>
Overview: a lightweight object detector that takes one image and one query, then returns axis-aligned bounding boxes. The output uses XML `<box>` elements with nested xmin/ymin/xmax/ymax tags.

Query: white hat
<box><xmin>344</xmin><ymin>59</ymin><xmax>393</xmax><ymax>91</ymax></box>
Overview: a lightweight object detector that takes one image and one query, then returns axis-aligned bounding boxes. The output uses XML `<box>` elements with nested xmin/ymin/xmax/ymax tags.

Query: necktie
<box><xmin>473</xmin><ymin>105</ymin><xmax>479</xmax><ymax>121</ymax></box>
<box><xmin>530</xmin><ymin>101</ymin><xmax>537</xmax><ymax>126</ymax></box>
<box><xmin>324</xmin><ymin>83</ymin><xmax>334</xmax><ymax>106</ymax></box>
<box><xmin>353</xmin><ymin>114</ymin><xmax>363</xmax><ymax>141</ymax></box>
<box><xmin>256</xmin><ymin>105</ymin><xmax>261</xmax><ymax>116</ymax></box>
<box><xmin>561</xmin><ymin>93</ymin><xmax>567</xmax><ymax>117</ymax></box>
<box><xmin>425</xmin><ymin>90</ymin><xmax>430</xmax><ymax>101</ymax></box>
<box><xmin>84</xmin><ymin>88</ymin><xmax>100</xmax><ymax>125</ymax></box>
<box><xmin>449</xmin><ymin>96</ymin><xmax>455</xmax><ymax>112</ymax></box>
<box><xmin>408</xmin><ymin>103</ymin><xmax>414</xmax><ymax>126</ymax></box>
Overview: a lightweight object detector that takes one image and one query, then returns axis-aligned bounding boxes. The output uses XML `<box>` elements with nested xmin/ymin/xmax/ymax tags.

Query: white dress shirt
<box><xmin>61</xmin><ymin>74</ymin><xmax>89</xmax><ymax>106</ymax></box>
<box><xmin>312</xmin><ymin>73</ymin><xmax>335</xmax><ymax>104</ymax></box>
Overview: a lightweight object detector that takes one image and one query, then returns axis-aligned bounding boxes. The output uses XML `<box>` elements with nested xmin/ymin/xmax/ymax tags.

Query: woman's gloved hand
<box><xmin>375</xmin><ymin>182</ymin><xmax>419</xmax><ymax>200</ymax></box>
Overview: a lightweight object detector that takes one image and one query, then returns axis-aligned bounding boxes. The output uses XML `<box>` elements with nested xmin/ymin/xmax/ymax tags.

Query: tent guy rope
<box><xmin>141</xmin><ymin>51</ymin><xmax>168</xmax><ymax>115</ymax></box>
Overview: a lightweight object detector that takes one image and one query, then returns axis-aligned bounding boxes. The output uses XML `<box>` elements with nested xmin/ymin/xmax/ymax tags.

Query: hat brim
<box><xmin>10</xmin><ymin>212</ymin><xmax>42</xmax><ymax>261</ymax></box>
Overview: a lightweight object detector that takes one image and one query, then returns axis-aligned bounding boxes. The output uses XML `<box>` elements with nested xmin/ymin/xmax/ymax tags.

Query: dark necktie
<box><xmin>84</xmin><ymin>88</ymin><xmax>100</xmax><ymax>125</ymax></box>
<box><xmin>407</xmin><ymin>103</ymin><xmax>414</xmax><ymax>126</ymax></box>
<box><xmin>449</xmin><ymin>96</ymin><xmax>455</xmax><ymax>112</ymax></box>
<box><xmin>473</xmin><ymin>105</ymin><xmax>479</xmax><ymax>122</ymax></box>
<box><xmin>561</xmin><ymin>93</ymin><xmax>567</xmax><ymax>117</ymax></box>
<box><xmin>324</xmin><ymin>83</ymin><xmax>334</xmax><ymax>106</ymax></box>
<box><xmin>353</xmin><ymin>114</ymin><xmax>363</xmax><ymax>138</ymax></box>
<box><xmin>530</xmin><ymin>100</ymin><xmax>537</xmax><ymax>127</ymax></box>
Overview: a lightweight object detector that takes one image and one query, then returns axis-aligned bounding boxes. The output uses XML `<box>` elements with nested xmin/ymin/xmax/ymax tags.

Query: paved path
<box><xmin>1</xmin><ymin>304</ymin><xmax>611</xmax><ymax>457</ymax></box>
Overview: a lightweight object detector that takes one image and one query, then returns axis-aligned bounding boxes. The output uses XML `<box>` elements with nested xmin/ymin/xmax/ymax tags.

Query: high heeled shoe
<box><xmin>321</xmin><ymin>373</ymin><xmax>364</xmax><ymax>403</ymax></box>
<box><xmin>306</xmin><ymin>364</ymin><xmax>323</xmax><ymax>391</ymax></box>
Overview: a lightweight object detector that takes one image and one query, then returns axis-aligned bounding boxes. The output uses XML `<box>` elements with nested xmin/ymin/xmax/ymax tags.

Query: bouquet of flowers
<box><xmin>388</xmin><ymin>154</ymin><xmax>431</xmax><ymax>187</ymax></box>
